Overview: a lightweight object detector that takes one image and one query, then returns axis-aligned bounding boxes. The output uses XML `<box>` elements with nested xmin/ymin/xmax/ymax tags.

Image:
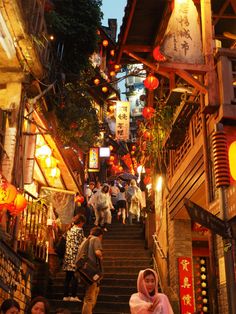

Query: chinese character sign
<box><xmin>178</xmin><ymin>257</ymin><xmax>195</xmax><ymax>313</ymax></box>
<box><xmin>88</xmin><ymin>147</ymin><xmax>99</xmax><ymax>171</ymax></box>
<box><xmin>115</xmin><ymin>101</ymin><xmax>130</xmax><ymax>141</ymax></box>
<box><xmin>161</xmin><ymin>0</ymin><xmax>204</xmax><ymax>64</ymax></box>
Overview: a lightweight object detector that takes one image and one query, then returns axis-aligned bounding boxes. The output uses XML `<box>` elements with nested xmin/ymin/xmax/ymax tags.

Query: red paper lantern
<box><xmin>144</xmin><ymin>74</ymin><xmax>159</xmax><ymax>90</ymax></box>
<box><xmin>142</xmin><ymin>106</ymin><xmax>155</xmax><ymax>119</ymax></box>
<box><xmin>153</xmin><ymin>46</ymin><xmax>166</xmax><ymax>62</ymax></box>
<box><xmin>9</xmin><ymin>194</ymin><xmax>27</xmax><ymax>215</ymax></box>
<box><xmin>0</xmin><ymin>183</ymin><xmax>17</xmax><ymax>205</ymax></box>
<box><xmin>75</xmin><ymin>195</ymin><xmax>84</xmax><ymax>204</ymax></box>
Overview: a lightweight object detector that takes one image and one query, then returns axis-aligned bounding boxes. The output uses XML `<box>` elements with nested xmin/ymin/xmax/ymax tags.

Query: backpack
<box><xmin>75</xmin><ymin>237</ymin><xmax>103</xmax><ymax>284</ymax></box>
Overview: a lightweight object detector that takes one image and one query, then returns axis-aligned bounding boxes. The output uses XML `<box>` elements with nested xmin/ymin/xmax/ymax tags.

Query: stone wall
<box><xmin>168</xmin><ymin>218</ymin><xmax>192</xmax><ymax>312</ymax></box>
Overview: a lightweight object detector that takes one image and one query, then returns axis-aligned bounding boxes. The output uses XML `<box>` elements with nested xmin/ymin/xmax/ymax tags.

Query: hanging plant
<box><xmin>135</xmin><ymin>99</ymin><xmax>175</xmax><ymax>173</ymax></box>
<box><xmin>54</xmin><ymin>82</ymin><xmax>100</xmax><ymax>151</ymax></box>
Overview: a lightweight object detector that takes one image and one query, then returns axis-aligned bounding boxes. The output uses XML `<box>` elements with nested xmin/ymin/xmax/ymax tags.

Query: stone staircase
<box><xmin>47</xmin><ymin>221</ymin><xmax>152</xmax><ymax>313</ymax></box>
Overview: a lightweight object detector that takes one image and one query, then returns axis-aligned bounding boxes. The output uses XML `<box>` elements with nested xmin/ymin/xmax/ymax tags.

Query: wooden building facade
<box><xmin>117</xmin><ymin>0</ymin><xmax>236</xmax><ymax>313</ymax></box>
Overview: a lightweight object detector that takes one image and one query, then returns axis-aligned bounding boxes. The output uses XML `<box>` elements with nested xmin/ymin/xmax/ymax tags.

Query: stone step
<box><xmin>47</xmin><ymin>220</ymin><xmax>148</xmax><ymax>314</ymax></box>
<box><xmin>104</xmin><ymin>264</ymin><xmax>152</xmax><ymax>274</ymax></box>
<box><xmin>48</xmin><ymin>284</ymin><xmax>136</xmax><ymax>298</ymax></box>
<box><xmin>49</xmin><ymin>299</ymin><xmax>130</xmax><ymax>313</ymax></box>
<box><xmin>103</xmin><ymin>242</ymin><xmax>146</xmax><ymax>249</ymax></box>
<box><xmin>103</xmin><ymin>258</ymin><xmax>151</xmax><ymax>267</ymax></box>
<box><xmin>104</xmin><ymin>250</ymin><xmax>151</xmax><ymax>257</ymax></box>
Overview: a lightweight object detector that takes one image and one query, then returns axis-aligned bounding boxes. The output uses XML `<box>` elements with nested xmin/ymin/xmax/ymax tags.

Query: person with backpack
<box><xmin>62</xmin><ymin>215</ymin><xmax>86</xmax><ymax>302</ymax></box>
<box><xmin>126</xmin><ymin>179</ymin><xmax>143</xmax><ymax>224</ymax></box>
<box><xmin>79</xmin><ymin>226</ymin><xmax>104</xmax><ymax>314</ymax></box>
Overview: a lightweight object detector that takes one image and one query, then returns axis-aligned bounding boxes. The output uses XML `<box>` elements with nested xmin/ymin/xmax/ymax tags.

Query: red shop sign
<box><xmin>178</xmin><ymin>257</ymin><xmax>195</xmax><ymax>314</ymax></box>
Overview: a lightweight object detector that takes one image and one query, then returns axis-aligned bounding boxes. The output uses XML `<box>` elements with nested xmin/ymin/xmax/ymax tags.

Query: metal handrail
<box><xmin>152</xmin><ymin>233</ymin><xmax>167</xmax><ymax>259</ymax></box>
<box><xmin>152</xmin><ymin>253</ymin><xmax>164</xmax><ymax>293</ymax></box>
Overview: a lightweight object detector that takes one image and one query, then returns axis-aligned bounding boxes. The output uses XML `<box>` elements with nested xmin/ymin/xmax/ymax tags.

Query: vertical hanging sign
<box><xmin>115</xmin><ymin>101</ymin><xmax>130</xmax><ymax>141</ymax></box>
<box><xmin>178</xmin><ymin>257</ymin><xmax>195</xmax><ymax>313</ymax></box>
<box><xmin>161</xmin><ymin>0</ymin><xmax>203</xmax><ymax>64</ymax></box>
<box><xmin>88</xmin><ymin>147</ymin><xmax>99</xmax><ymax>172</ymax></box>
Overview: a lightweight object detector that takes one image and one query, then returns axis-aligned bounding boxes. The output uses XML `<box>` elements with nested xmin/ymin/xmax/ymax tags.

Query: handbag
<box><xmin>78</xmin><ymin>259</ymin><xmax>103</xmax><ymax>284</ymax></box>
<box><xmin>55</xmin><ymin>234</ymin><xmax>66</xmax><ymax>258</ymax></box>
<box><xmin>75</xmin><ymin>237</ymin><xmax>103</xmax><ymax>284</ymax></box>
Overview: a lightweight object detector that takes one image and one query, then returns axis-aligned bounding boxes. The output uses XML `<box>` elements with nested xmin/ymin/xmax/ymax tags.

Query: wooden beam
<box><xmin>175</xmin><ymin>70</ymin><xmax>208</xmax><ymax>94</ymax></box>
<box><xmin>124</xmin><ymin>50</ymin><xmax>208</xmax><ymax>93</ymax></box>
<box><xmin>160</xmin><ymin>62</ymin><xmax>210</xmax><ymax>73</ymax></box>
<box><xmin>117</xmin><ymin>0</ymin><xmax>137</xmax><ymax>64</ymax></box>
<box><xmin>123</xmin><ymin>50</ymin><xmax>169</xmax><ymax>78</ymax></box>
<box><xmin>121</xmin><ymin>44</ymin><xmax>152</xmax><ymax>52</ymax></box>
<box><xmin>231</xmin><ymin>0</ymin><xmax>236</xmax><ymax>12</ymax></box>
<box><xmin>212</xmin><ymin>0</ymin><xmax>230</xmax><ymax>26</ymax></box>
<box><xmin>213</xmin><ymin>14</ymin><xmax>236</xmax><ymax>19</ymax></box>
<box><xmin>153</xmin><ymin>3</ymin><xmax>172</xmax><ymax>47</ymax></box>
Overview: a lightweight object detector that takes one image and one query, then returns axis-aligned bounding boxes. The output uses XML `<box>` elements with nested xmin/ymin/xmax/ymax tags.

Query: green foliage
<box><xmin>55</xmin><ymin>82</ymin><xmax>100</xmax><ymax>151</ymax></box>
<box><xmin>135</xmin><ymin>101</ymin><xmax>174</xmax><ymax>172</ymax></box>
<box><xmin>46</xmin><ymin>0</ymin><xmax>103</xmax><ymax>73</ymax></box>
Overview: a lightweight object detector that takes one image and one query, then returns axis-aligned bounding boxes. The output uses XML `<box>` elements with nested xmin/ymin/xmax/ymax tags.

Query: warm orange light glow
<box><xmin>229</xmin><ymin>141</ymin><xmax>236</xmax><ymax>180</ymax></box>
<box><xmin>102</xmin><ymin>86</ymin><xmax>108</xmax><ymax>93</ymax></box>
<box><xmin>102</xmin><ymin>40</ymin><xmax>109</xmax><ymax>47</ymax></box>
<box><xmin>110</xmin><ymin>50</ymin><xmax>115</xmax><ymax>56</ymax></box>
<box><xmin>114</xmin><ymin>64</ymin><xmax>120</xmax><ymax>70</ymax></box>
<box><xmin>42</xmin><ymin>156</ymin><xmax>58</xmax><ymax>168</ymax></box>
<box><xmin>46</xmin><ymin>167</ymin><xmax>61</xmax><ymax>178</ymax></box>
<box><xmin>94</xmin><ymin>78</ymin><xmax>100</xmax><ymax>85</ymax></box>
<box><xmin>109</xmin><ymin>71</ymin><xmax>116</xmax><ymax>77</ymax></box>
<box><xmin>35</xmin><ymin>145</ymin><xmax>52</xmax><ymax>158</ymax></box>
<box><xmin>36</xmin><ymin>135</ymin><xmax>45</xmax><ymax>147</ymax></box>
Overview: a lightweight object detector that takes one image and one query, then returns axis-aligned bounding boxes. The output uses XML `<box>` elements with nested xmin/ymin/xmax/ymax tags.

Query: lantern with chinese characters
<box><xmin>142</xmin><ymin>106</ymin><xmax>155</xmax><ymax>119</ymax></box>
<box><xmin>153</xmin><ymin>46</ymin><xmax>166</xmax><ymax>62</ymax></box>
<box><xmin>144</xmin><ymin>74</ymin><xmax>159</xmax><ymax>90</ymax></box>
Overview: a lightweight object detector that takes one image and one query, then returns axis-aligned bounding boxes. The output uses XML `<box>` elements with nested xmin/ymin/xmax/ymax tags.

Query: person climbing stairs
<box><xmin>47</xmin><ymin>221</ymin><xmax>152</xmax><ymax>313</ymax></box>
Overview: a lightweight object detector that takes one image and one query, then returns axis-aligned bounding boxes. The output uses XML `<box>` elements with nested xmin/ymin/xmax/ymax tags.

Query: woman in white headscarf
<box><xmin>129</xmin><ymin>268</ymin><xmax>173</xmax><ymax>314</ymax></box>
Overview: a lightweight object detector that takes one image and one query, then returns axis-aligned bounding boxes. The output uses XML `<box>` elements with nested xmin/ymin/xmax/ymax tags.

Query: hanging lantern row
<box><xmin>144</xmin><ymin>74</ymin><xmax>159</xmax><ymax>90</ymax></box>
<box><xmin>36</xmin><ymin>135</ymin><xmax>61</xmax><ymax>179</ymax></box>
